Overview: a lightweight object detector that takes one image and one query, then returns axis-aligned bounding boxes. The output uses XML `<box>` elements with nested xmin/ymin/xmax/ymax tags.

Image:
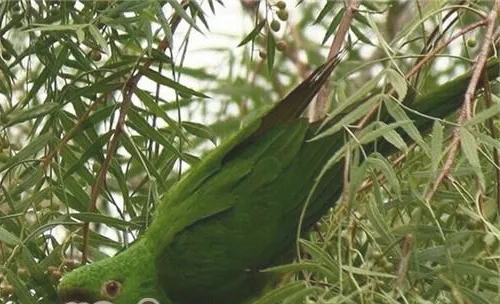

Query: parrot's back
<box><xmin>158</xmin><ymin>118</ymin><xmax>346</xmax><ymax>304</ymax></box>
<box><xmin>142</xmin><ymin>57</ymin><xmax>346</xmax><ymax>303</ymax></box>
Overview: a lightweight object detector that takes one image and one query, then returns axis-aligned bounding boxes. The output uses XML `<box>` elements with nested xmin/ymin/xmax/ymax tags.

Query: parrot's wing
<box><xmin>146</xmin><ymin>56</ymin><xmax>342</xmax><ymax>248</ymax></box>
<box><xmin>148</xmin><ymin>120</ymin><xmax>310</xmax><ymax>248</ymax></box>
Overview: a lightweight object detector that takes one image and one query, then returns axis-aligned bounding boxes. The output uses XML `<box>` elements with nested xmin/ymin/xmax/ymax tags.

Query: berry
<box><xmin>277</xmin><ymin>9</ymin><xmax>288</xmax><ymax>21</ymax></box>
<box><xmin>259</xmin><ymin>49</ymin><xmax>267</xmax><ymax>59</ymax></box>
<box><xmin>270</xmin><ymin>19</ymin><xmax>280</xmax><ymax>32</ymax></box>
<box><xmin>276</xmin><ymin>1</ymin><xmax>286</xmax><ymax>9</ymax></box>
<box><xmin>276</xmin><ymin>40</ymin><xmax>287</xmax><ymax>52</ymax></box>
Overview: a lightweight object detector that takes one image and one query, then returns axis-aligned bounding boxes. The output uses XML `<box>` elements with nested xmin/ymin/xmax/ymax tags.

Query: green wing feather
<box><xmin>145</xmin><ymin>55</ymin><xmax>344</xmax><ymax>251</ymax></box>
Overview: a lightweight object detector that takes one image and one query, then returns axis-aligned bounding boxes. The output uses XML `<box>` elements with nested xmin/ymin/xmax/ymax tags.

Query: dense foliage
<box><xmin>0</xmin><ymin>0</ymin><xmax>499</xmax><ymax>303</ymax></box>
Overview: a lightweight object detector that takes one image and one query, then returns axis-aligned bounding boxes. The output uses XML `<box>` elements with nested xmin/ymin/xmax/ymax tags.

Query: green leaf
<box><xmin>351</xmin><ymin>23</ymin><xmax>374</xmax><ymax>45</ymax></box>
<box><xmin>299</xmin><ymin>239</ymin><xmax>340</xmax><ymax>276</ymax></box>
<box><xmin>238</xmin><ymin>20</ymin><xmax>266</xmax><ymax>47</ymax></box>
<box><xmin>450</xmin><ymin>261</ymin><xmax>499</xmax><ymax>278</ymax></box>
<box><xmin>264</xmin><ymin>262</ymin><xmax>338</xmax><ymax>283</ymax></box>
<box><xmin>322</xmin><ymin>8</ymin><xmax>344</xmax><ymax>45</ymax></box>
<box><xmin>383</xmin><ymin>95</ymin><xmax>428</xmax><ymax>153</ymax></box>
<box><xmin>189</xmin><ymin>0</ymin><xmax>210</xmax><ymax>31</ymax></box>
<box><xmin>385</xmin><ymin>69</ymin><xmax>407</xmax><ymax>100</ymax></box>
<box><xmin>182</xmin><ymin>121</ymin><xmax>217</xmax><ymax>145</ymax></box>
<box><xmin>64</xmin><ymin>132</ymin><xmax>113</xmax><ymax>178</ymax></box>
<box><xmin>313</xmin><ymin>95</ymin><xmax>380</xmax><ymax>141</ymax></box>
<box><xmin>366</xmin><ymin>152</ymin><xmax>401</xmax><ymax>196</ymax></box>
<box><xmin>134</xmin><ymin>89</ymin><xmax>186</xmax><ymax>140</ymax></box>
<box><xmin>0</xmin><ymin>226</ymin><xmax>22</xmax><ymax>245</ymax></box>
<box><xmin>376</xmin><ymin>121</ymin><xmax>407</xmax><ymax>151</ymax></box>
<box><xmin>2</xmin><ymin>102</ymin><xmax>60</xmax><ymax>128</ymax></box>
<box><xmin>166</xmin><ymin>0</ymin><xmax>203</xmax><ymax>33</ymax></box>
<box><xmin>3</xmin><ymin>267</ymin><xmax>37</xmax><ymax>304</ymax></box>
<box><xmin>367</xmin><ymin>199</ymin><xmax>397</xmax><ymax>246</ymax></box>
<box><xmin>431</xmin><ymin>121</ymin><xmax>443</xmax><ymax>174</ymax></box>
<box><xmin>253</xmin><ymin>282</ymin><xmax>307</xmax><ymax>304</ymax></box>
<box><xmin>341</xmin><ymin>265</ymin><xmax>397</xmax><ymax>278</ymax></box>
<box><xmin>88</xmin><ymin>24</ymin><xmax>108</xmax><ymax>53</ymax></box>
<box><xmin>464</xmin><ymin>102</ymin><xmax>500</xmax><ymax>127</ymax></box>
<box><xmin>0</xmin><ymin>132</ymin><xmax>54</xmax><ymax>174</ymax></box>
<box><xmin>24</xmin><ymin>221</ymin><xmax>75</xmax><ymax>244</ymax></box>
<box><xmin>22</xmin><ymin>67</ymin><xmax>50</xmax><ymax>106</ymax></box>
<box><xmin>358</xmin><ymin>120</ymin><xmax>412</xmax><ymax>146</ymax></box>
<box><xmin>126</xmin><ymin>109</ymin><xmax>182</xmax><ymax>158</ymax></box>
<box><xmin>314</xmin><ymin>1</ymin><xmax>335</xmax><ymax>24</ymax></box>
<box><xmin>460</xmin><ymin>127</ymin><xmax>484</xmax><ymax>187</ymax></box>
<box><xmin>120</xmin><ymin>134</ymin><xmax>167</xmax><ymax>191</ymax></box>
<box><xmin>70</xmin><ymin>212</ymin><xmax>141</xmax><ymax>230</ymax></box>
<box><xmin>458</xmin><ymin>285</ymin><xmax>490</xmax><ymax>304</ymax></box>
<box><xmin>138</xmin><ymin>67</ymin><xmax>209</xmax><ymax>98</ymax></box>
<box><xmin>266</xmin><ymin>31</ymin><xmax>275</xmax><ymax>71</ymax></box>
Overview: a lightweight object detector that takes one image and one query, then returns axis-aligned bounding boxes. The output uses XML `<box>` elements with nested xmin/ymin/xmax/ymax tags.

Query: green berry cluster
<box><xmin>269</xmin><ymin>0</ymin><xmax>288</xmax><ymax>32</ymax></box>
<box><xmin>260</xmin><ymin>1</ymin><xmax>290</xmax><ymax>59</ymax></box>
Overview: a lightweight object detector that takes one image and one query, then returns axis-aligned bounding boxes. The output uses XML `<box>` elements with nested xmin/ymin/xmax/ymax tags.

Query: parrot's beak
<box><xmin>58</xmin><ymin>287</ymin><xmax>99</xmax><ymax>304</ymax></box>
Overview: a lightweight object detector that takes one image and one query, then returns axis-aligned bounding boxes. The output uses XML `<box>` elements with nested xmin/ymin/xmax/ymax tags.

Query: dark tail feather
<box><xmin>243</xmin><ymin>52</ymin><xmax>344</xmax><ymax>147</ymax></box>
<box><xmin>256</xmin><ymin>53</ymin><xmax>343</xmax><ymax>134</ymax></box>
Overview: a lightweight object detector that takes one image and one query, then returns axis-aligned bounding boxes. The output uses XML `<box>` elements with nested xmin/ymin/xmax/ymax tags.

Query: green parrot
<box><xmin>58</xmin><ymin>56</ymin><xmax>500</xmax><ymax>304</ymax></box>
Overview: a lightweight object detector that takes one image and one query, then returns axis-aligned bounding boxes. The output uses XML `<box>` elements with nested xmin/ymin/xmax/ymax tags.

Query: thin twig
<box><xmin>424</xmin><ymin>2</ymin><xmax>497</xmax><ymax>203</ymax></box>
<box><xmin>81</xmin><ymin>1</ymin><xmax>188</xmax><ymax>263</ymax></box>
<box><xmin>311</xmin><ymin>0</ymin><xmax>361</xmax><ymax>122</ymax></box>
<box><xmin>482</xmin><ymin>73</ymin><xmax>500</xmax><ymax>218</ymax></box>
<box><xmin>357</xmin><ymin>19</ymin><xmax>487</xmax><ymax>131</ymax></box>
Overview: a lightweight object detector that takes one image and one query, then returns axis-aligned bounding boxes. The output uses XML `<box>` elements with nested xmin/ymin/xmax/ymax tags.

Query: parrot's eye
<box><xmin>100</xmin><ymin>280</ymin><xmax>121</xmax><ymax>299</ymax></box>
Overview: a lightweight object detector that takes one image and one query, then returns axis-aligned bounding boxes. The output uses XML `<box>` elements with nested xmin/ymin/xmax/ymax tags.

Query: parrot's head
<box><xmin>58</xmin><ymin>240</ymin><xmax>170</xmax><ymax>304</ymax></box>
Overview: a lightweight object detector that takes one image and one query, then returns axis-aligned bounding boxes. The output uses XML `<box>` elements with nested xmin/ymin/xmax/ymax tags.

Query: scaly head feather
<box><xmin>58</xmin><ymin>241</ymin><xmax>170</xmax><ymax>304</ymax></box>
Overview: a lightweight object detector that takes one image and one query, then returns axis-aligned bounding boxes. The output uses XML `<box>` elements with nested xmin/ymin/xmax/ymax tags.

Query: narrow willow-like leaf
<box><xmin>385</xmin><ymin>69</ymin><xmax>407</xmax><ymax>100</ymax></box>
<box><xmin>0</xmin><ymin>226</ymin><xmax>22</xmax><ymax>245</ymax></box>
<box><xmin>127</xmin><ymin>109</ymin><xmax>182</xmax><ymax>158</ymax></box>
<box><xmin>314</xmin><ymin>1</ymin><xmax>335</xmax><ymax>24</ymax></box>
<box><xmin>182</xmin><ymin>121</ymin><xmax>217</xmax><ymax>145</ymax></box>
<box><xmin>4</xmin><ymin>268</ymin><xmax>37</xmax><ymax>304</ymax></box>
<box><xmin>464</xmin><ymin>102</ymin><xmax>500</xmax><ymax>127</ymax></box>
<box><xmin>313</xmin><ymin>95</ymin><xmax>380</xmax><ymax>141</ymax></box>
<box><xmin>238</xmin><ymin>20</ymin><xmax>266</xmax><ymax>47</ymax></box>
<box><xmin>299</xmin><ymin>239</ymin><xmax>339</xmax><ymax>274</ymax></box>
<box><xmin>358</xmin><ymin>120</ymin><xmax>412</xmax><ymax>146</ymax></box>
<box><xmin>457</xmin><ymin>286</ymin><xmax>490</xmax><ymax>304</ymax></box>
<box><xmin>267</xmin><ymin>31</ymin><xmax>276</xmax><ymax>71</ymax></box>
<box><xmin>88</xmin><ymin>24</ymin><xmax>108</xmax><ymax>53</ymax></box>
<box><xmin>264</xmin><ymin>262</ymin><xmax>338</xmax><ymax>283</ymax></box>
<box><xmin>70</xmin><ymin>212</ymin><xmax>141</xmax><ymax>230</ymax></box>
<box><xmin>2</xmin><ymin>102</ymin><xmax>59</xmax><ymax>127</ymax></box>
<box><xmin>166</xmin><ymin>0</ymin><xmax>203</xmax><ymax>33</ymax></box>
<box><xmin>376</xmin><ymin>121</ymin><xmax>407</xmax><ymax>151</ymax></box>
<box><xmin>367</xmin><ymin>152</ymin><xmax>401</xmax><ymax>197</ymax></box>
<box><xmin>383</xmin><ymin>95</ymin><xmax>429</xmax><ymax>153</ymax></box>
<box><xmin>322</xmin><ymin>8</ymin><xmax>344</xmax><ymax>45</ymax></box>
<box><xmin>367</xmin><ymin>199</ymin><xmax>397</xmax><ymax>246</ymax></box>
<box><xmin>134</xmin><ymin>89</ymin><xmax>186</xmax><ymax>140</ymax></box>
<box><xmin>189</xmin><ymin>1</ymin><xmax>210</xmax><ymax>31</ymax></box>
<box><xmin>252</xmin><ymin>282</ymin><xmax>307</xmax><ymax>304</ymax></box>
<box><xmin>351</xmin><ymin>23</ymin><xmax>374</xmax><ymax>45</ymax></box>
<box><xmin>341</xmin><ymin>265</ymin><xmax>397</xmax><ymax>278</ymax></box>
<box><xmin>64</xmin><ymin>132</ymin><xmax>112</xmax><ymax>178</ymax></box>
<box><xmin>460</xmin><ymin>127</ymin><xmax>484</xmax><ymax>188</ymax></box>
<box><xmin>120</xmin><ymin>133</ymin><xmax>166</xmax><ymax>192</ymax></box>
<box><xmin>0</xmin><ymin>132</ymin><xmax>54</xmax><ymax>174</ymax></box>
<box><xmin>430</xmin><ymin>121</ymin><xmax>443</xmax><ymax>174</ymax></box>
<box><xmin>139</xmin><ymin>66</ymin><xmax>209</xmax><ymax>98</ymax></box>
